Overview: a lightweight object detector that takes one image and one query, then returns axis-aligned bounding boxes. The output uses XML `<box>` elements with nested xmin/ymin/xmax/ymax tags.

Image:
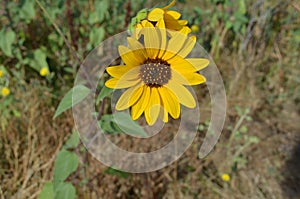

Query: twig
<box><xmin>35</xmin><ymin>0</ymin><xmax>82</xmax><ymax>65</ymax></box>
<box><xmin>97</xmin><ymin>98</ymin><xmax>106</xmax><ymax>120</ymax></box>
<box><xmin>124</xmin><ymin>0</ymin><xmax>131</xmax><ymax>29</ymax></box>
<box><xmin>66</xmin><ymin>0</ymin><xmax>78</xmax><ymax>49</ymax></box>
<box><xmin>4</xmin><ymin>0</ymin><xmax>14</xmax><ymax>30</ymax></box>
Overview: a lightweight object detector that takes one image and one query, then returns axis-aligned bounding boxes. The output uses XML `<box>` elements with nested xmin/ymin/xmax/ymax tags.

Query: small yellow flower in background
<box><xmin>40</xmin><ymin>67</ymin><xmax>49</xmax><ymax>76</ymax></box>
<box><xmin>191</xmin><ymin>24</ymin><xmax>199</xmax><ymax>33</ymax></box>
<box><xmin>1</xmin><ymin>87</ymin><xmax>10</xmax><ymax>97</ymax></box>
<box><xmin>136</xmin><ymin>0</ymin><xmax>191</xmax><ymax>34</ymax></box>
<box><xmin>105</xmin><ymin>20</ymin><xmax>209</xmax><ymax>125</ymax></box>
<box><xmin>221</xmin><ymin>173</ymin><xmax>231</xmax><ymax>182</ymax></box>
<box><xmin>0</xmin><ymin>70</ymin><xmax>3</xmax><ymax>78</ymax></box>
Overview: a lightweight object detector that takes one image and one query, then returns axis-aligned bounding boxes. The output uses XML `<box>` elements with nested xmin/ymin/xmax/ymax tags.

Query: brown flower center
<box><xmin>140</xmin><ymin>58</ymin><xmax>171</xmax><ymax>87</ymax></box>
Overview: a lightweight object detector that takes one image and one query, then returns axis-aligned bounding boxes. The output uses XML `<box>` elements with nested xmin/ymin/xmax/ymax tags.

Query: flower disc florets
<box><xmin>140</xmin><ymin>58</ymin><xmax>171</xmax><ymax>87</ymax></box>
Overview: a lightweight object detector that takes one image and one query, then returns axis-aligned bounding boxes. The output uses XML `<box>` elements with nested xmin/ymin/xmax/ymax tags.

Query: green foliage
<box><xmin>19</xmin><ymin>0</ymin><xmax>36</xmax><ymax>23</ymax></box>
<box><xmin>53</xmin><ymin>150</ymin><xmax>78</xmax><ymax>189</ymax></box>
<box><xmin>25</xmin><ymin>48</ymin><xmax>50</xmax><ymax>72</ymax></box>
<box><xmin>99</xmin><ymin>112</ymin><xmax>148</xmax><ymax>137</ymax></box>
<box><xmin>55</xmin><ymin>183</ymin><xmax>76</xmax><ymax>199</ymax></box>
<box><xmin>39</xmin><ymin>131</ymin><xmax>80</xmax><ymax>199</ymax></box>
<box><xmin>0</xmin><ymin>29</ymin><xmax>16</xmax><ymax>57</ymax></box>
<box><xmin>54</xmin><ymin>85</ymin><xmax>91</xmax><ymax>118</ymax></box>
<box><xmin>227</xmin><ymin>106</ymin><xmax>260</xmax><ymax>171</ymax></box>
<box><xmin>184</xmin><ymin>0</ymin><xmax>249</xmax><ymax>57</ymax></box>
<box><xmin>113</xmin><ymin>112</ymin><xmax>148</xmax><ymax>137</ymax></box>
<box><xmin>64</xmin><ymin>131</ymin><xmax>80</xmax><ymax>149</ymax></box>
<box><xmin>0</xmin><ymin>0</ymin><xmax>148</xmax><ymax>91</ymax></box>
<box><xmin>96</xmin><ymin>85</ymin><xmax>113</xmax><ymax>104</ymax></box>
<box><xmin>99</xmin><ymin>114</ymin><xmax>122</xmax><ymax>134</ymax></box>
<box><xmin>104</xmin><ymin>167</ymin><xmax>130</xmax><ymax>178</ymax></box>
<box><xmin>88</xmin><ymin>27</ymin><xmax>105</xmax><ymax>49</ymax></box>
<box><xmin>129</xmin><ymin>8</ymin><xmax>148</xmax><ymax>32</ymax></box>
<box><xmin>38</xmin><ymin>182</ymin><xmax>54</xmax><ymax>199</ymax></box>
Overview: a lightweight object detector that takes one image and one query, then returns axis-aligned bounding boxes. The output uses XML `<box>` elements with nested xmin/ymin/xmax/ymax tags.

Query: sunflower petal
<box><xmin>127</xmin><ymin>37</ymin><xmax>147</xmax><ymax>59</ymax></box>
<box><xmin>185</xmin><ymin>58</ymin><xmax>210</xmax><ymax>71</ymax></box>
<box><xmin>143</xmin><ymin>23</ymin><xmax>160</xmax><ymax>58</ymax></box>
<box><xmin>164</xmin><ymin>13</ymin><xmax>183</xmax><ymax>31</ymax></box>
<box><xmin>179</xmin><ymin>26</ymin><xmax>191</xmax><ymax>34</ymax></box>
<box><xmin>164</xmin><ymin>31</ymin><xmax>187</xmax><ymax>60</ymax></box>
<box><xmin>165</xmin><ymin>80</ymin><xmax>196</xmax><ymax>108</ymax></box>
<box><xmin>112</xmin><ymin>66</ymin><xmax>140</xmax><ymax>81</ymax></box>
<box><xmin>133</xmin><ymin>24</ymin><xmax>143</xmax><ymax>39</ymax></box>
<box><xmin>129</xmin><ymin>85</ymin><xmax>144</xmax><ymax>106</ymax></box>
<box><xmin>156</xmin><ymin>19</ymin><xmax>167</xmax><ymax>58</ymax></box>
<box><xmin>170</xmin><ymin>69</ymin><xmax>190</xmax><ymax>85</ymax></box>
<box><xmin>171</xmin><ymin>58</ymin><xmax>210</xmax><ymax>73</ymax></box>
<box><xmin>106</xmin><ymin>65</ymin><xmax>133</xmax><ymax>78</ymax></box>
<box><xmin>148</xmin><ymin>8</ymin><xmax>164</xmax><ymax>21</ymax></box>
<box><xmin>177</xmin><ymin>35</ymin><xmax>196</xmax><ymax>58</ymax></box>
<box><xmin>159</xmin><ymin>87</ymin><xmax>180</xmax><ymax>119</ymax></box>
<box><xmin>118</xmin><ymin>46</ymin><xmax>144</xmax><ymax>66</ymax></box>
<box><xmin>131</xmin><ymin>86</ymin><xmax>150</xmax><ymax>120</ymax></box>
<box><xmin>157</xmin><ymin>88</ymin><xmax>168</xmax><ymax>122</ymax></box>
<box><xmin>178</xmin><ymin>72</ymin><xmax>206</xmax><ymax>85</ymax></box>
<box><xmin>105</xmin><ymin>78</ymin><xmax>140</xmax><ymax>89</ymax></box>
<box><xmin>178</xmin><ymin>20</ymin><xmax>188</xmax><ymax>25</ymax></box>
<box><xmin>145</xmin><ymin>88</ymin><xmax>161</xmax><ymax>125</ymax></box>
<box><xmin>127</xmin><ymin>37</ymin><xmax>144</xmax><ymax>50</ymax></box>
<box><xmin>159</xmin><ymin>106</ymin><xmax>169</xmax><ymax>123</ymax></box>
<box><xmin>136</xmin><ymin>23</ymin><xmax>143</xmax><ymax>28</ymax></box>
<box><xmin>116</xmin><ymin>82</ymin><xmax>143</xmax><ymax>110</ymax></box>
<box><xmin>166</xmin><ymin>10</ymin><xmax>181</xmax><ymax>19</ymax></box>
<box><xmin>105</xmin><ymin>67</ymin><xmax>141</xmax><ymax>89</ymax></box>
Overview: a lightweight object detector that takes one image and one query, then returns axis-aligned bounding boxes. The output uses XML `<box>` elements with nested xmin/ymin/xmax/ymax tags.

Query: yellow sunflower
<box><xmin>105</xmin><ymin>20</ymin><xmax>209</xmax><ymax>125</ymax></box>
<box><xmin>136</xmin><ymin>0</ymin><xmax>190</xmax><ymax>34</ymax></box>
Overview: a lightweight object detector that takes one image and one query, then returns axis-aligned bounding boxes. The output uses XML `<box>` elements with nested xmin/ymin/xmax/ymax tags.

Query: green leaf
<box><xmin>54</xmin><ymin>85</ymin><xmax>91</xmax><ymax>118</ymax></box>
<box><xmin>129</xmin><ymin>9</ymin><xmax>147</xmax><ymax>32</ymax></box>
<box><xmin>136</xmin><ymin>9</ymin><xmax>147</xmax><ymax>21</ymax></box>
<box><xmin>99</xmin><ymin>113</ymin><xmax>148</xmax><ymax>137</ymax></box>
<box><xmin>26</xmin><ymin>48</ymin><xmax>49</xmax><ymax>72</ymax></box>
<box><xmin>34</xmin><ymin>49</ymin><xmax>49</xmax><ymax>69</ymax></box>
<box><xmin>0</xmin><ymin>29</ymin><xmax>16</xmax><ymax>57</ymax></box>
<box><xmin>249</xmin><ymin>136</ymin><xmax>260</xmax><ymax>144</ymax></box>
<box><xmin>99</xmin><ymin>114</ymin><xmax>122</xmax><ymax>134</ymax></box>
<box><xmin>55</xmin><ymin>183</ymin><xmax>76</xmax><ymax>199</ymax></box>
<box><xmin>63</xmin><ymin>67</ymin><xmax>74</xmax><ymax>74</ymax></box>
<box><xmin>104</xmin><ymin>167</ymin><xmax>130</xmax><ymax>178</ymax></box>
<box><xmin>19</xmin><ymin>0</ymin><xmax>36</xmax><ymax>22</ymax></box>
<box><xmin>87</xmin><ymin>12</ymin><xmax>99</xmax><ymax>25</ymax></box>
<box><xmin>113</xmin><ymin>112</ymin><xmax>148</xmax><ymax>137</ymax></box>
<box><xmin>96</xmin><ymin>85</ymin><xmax>113</xmax><ymax>104</ymax></box>
<box><xmin>64</xmin><ymin>131</ymin><xmax>80</xmax><ymax>149</ymax></box>
<box><xmin>38</xmin><ymin>182</ymin><xmax>54</xmax><ymax>199</ymax></box>
<box><xmin>89</xmin><ymin>27</ymin><xmax>105</xmax><ymax>47</ymax></box>
<box><xmin>53</xmin><ymin>150</ymin><xmax>79</xmax><ymax>189</ymax></box>
<box><xmin>225</xmin><ymin>21</ymin><xmax>233</xmax><ymax>29</ymax></box>
<box><xmin>95</xmin><ymin>0</ymin><xmax>109</xmax><ymax>22</ymax></box>
<box><xmin>238</xmin><ymin>0</ymin><xmax>246</xmax><ymax>14</ymax></box>
<box><xmin>129</xmin><ymin>17</ymin><xmax>138</xmax><ymax>33</ymax></box>
<box><xmin>240</xmin><ymin>125</ymin><xmax>248</xmax><ymax>133</ymax></box>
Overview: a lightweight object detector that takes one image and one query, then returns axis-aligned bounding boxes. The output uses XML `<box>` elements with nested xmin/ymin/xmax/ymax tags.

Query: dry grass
<box><xmin>0</xmin><ymin>83</ymin><xmax>73</xmax><ymax>198</ymax></box>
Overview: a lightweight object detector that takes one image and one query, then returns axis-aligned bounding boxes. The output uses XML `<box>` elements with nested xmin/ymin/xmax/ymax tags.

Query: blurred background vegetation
<box><xmin>0</xmin><ymin>0</ymin><xmax>299</xmax><ymax>198</ymax></box>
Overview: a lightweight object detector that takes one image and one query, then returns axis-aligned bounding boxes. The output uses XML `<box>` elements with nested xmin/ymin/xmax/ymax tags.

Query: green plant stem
<box><xmin>228</xmin><ymin>112</ymin><xmax>247</xmax><ymax>144</ymax></box>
